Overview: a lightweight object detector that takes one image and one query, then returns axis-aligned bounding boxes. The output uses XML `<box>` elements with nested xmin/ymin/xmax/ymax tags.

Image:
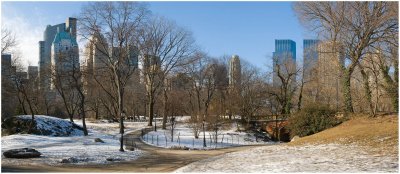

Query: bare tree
<box><xmin>294</xmin><ymin>2</ymin><xmax>398</xmax><ymax>113</ymax></box>
<box><xmin>238</xmin><ymin>61</ymin><xmax>266</xmax><ymax>128</ymax></box>
<box><xmin>1</xmin><ymin>27</ymin><xmax>17</xmax><ymax>54</ymax></box>
<box><xmin>376</xmin><ymin>45</ymin><xmax>398</xmax><ymax>112</ymax></box>
<box><xmin>138</xmin><ymin>15</ymin><xmax>196</xmax><ymax>127</ymax></box>
<box><xmin>51</xmin><ymin>51</ymin><xmax>79</xmax><ymax>123</ymax></box>
<box><xmin>185</xmin><ymin>52</ymin><xmax>208</xmax><ymax>138</ymax></box>
<box><xmin>79</xmin><ymin>1</ymin><xmax>148</xmax><ymax>151</ymax></box>
<box><xmin>202</xmin><ymin>59</ymin><xmax>228</xmax><ymax>120</ymax></box>
<box><xmin>269</xmin><ymin>55</ymin><xmax>299</xmax><ymax>115</ymax></box>
<box><xmin>11</xmin><ymin>56</ymin><xmax>38</xmax><ymax>133</ymax></box>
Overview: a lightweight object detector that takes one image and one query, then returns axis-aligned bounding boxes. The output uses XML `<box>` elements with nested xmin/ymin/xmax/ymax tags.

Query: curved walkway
<box><xmin>2</xmin><ymin>129</ymin><xmax>269</xmax><ymax>172</ymax></box>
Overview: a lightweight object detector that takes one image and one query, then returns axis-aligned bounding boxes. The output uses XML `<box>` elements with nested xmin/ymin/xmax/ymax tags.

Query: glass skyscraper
<box><xmin>273</xmin><ymin>39</ymin><xmax>296</xmax><ymax>61</ymax></box>
<box><xmin>272</xmin><ymin>39</ymin><xmax>296</xmax><ymax>87</ymax></box>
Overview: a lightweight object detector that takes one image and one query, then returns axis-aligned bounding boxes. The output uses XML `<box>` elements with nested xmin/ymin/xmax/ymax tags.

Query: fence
<box><xmin>140</xmin><ymin>129</ymin><xmax>263</xmax><ymax>149</ymax></box>
<box><xmin>123</xmin><ymin>137</ymin><xmax>140</xmax><ymax>150</ymax></box>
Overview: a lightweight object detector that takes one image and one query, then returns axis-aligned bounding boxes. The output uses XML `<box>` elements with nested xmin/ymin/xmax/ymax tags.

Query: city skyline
<box><xmin>1</xmin><ymin>1</ymin><xmax>316</xmax><ymax>71</ymax></box>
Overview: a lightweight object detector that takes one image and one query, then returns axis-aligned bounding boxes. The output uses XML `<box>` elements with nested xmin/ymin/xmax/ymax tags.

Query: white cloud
<box><xmin>2</xmin><ymin>4</ymin><xmax>44</xmax><ymax>67</ymax></box>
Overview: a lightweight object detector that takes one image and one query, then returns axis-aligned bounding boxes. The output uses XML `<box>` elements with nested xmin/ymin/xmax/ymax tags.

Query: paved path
<box><xmin>2</xmin><ymin>129</ymin><xmax>268</xmax><ymax>173</ymax></box>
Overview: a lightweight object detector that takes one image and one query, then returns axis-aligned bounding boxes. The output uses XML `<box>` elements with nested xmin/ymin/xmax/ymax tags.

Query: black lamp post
<box><xmin>203</xmin><ymin>119</ymin><xmax>206</xmax><ymax>148</ymax></box>
<box><xmin>154</xmin><ymin>113</ymin><xmax>157</xmax><ymax>132</ymax></box>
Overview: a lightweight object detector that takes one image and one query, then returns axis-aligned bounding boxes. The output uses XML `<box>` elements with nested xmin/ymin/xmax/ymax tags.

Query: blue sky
<box><xmin>1</xmin><ymin>1</ymin><xmax>315</xmax><ymax>71</ymax></box>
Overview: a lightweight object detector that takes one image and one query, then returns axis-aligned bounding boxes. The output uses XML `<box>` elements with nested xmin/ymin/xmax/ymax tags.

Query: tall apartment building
<box><xmin>2</xmin><ymin>54</ymin><xmax>12</xmax><ymax>78</ymax></box>
<box><xmin>28</xmin><ymin>66</ymin><xmax>38</xmax><ymax>80</ymax></box>
<box><xmin>83</xmin><ymin>32</ymin><xmax>108</xmax><ymax>93</ymax></box>
<box><xmin>39</xmin><ymin>17</ymin><xmax>77</xmax><ymax>91</ymax></box>
<box><xmin>229</xmin><ymin>55</ymin><xmax>241</xmax><ymax>90</ymax></box>
<box><xmin>315</xmin><ymin>41</ymin><xmax>344</xmax><ymax>108</ymax></box>
<box><xmin>143</xmin><ymin>54</ymin><xmax>161</xmax><ymax>92</ymax></box>
<box><xmin>303</xmin><ymin>39</ymin><xmax>320</xmax><ymax>81</ymax></box>
<box><xmin>83</xmin><ymin>32</ymin><xmax>140</xmax><ymax>94</ymax></box>
<box><xmin>50</xmin><ymin>26</ymin><xmax>79</xmax><ymax>90</ymax></box>
<box><xmin>272</xmin><ymin>39</ymin><xmax>296</xmax><ymax>87</ymax></box>
<box><xmin>111</xmin><ymin>46</ymin><xmax>140</xmax><ymax>90</ymax></box>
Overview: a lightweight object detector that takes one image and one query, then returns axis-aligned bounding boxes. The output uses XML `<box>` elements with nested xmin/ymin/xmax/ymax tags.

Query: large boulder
<box><xmin>2</xmin><ymin>115</ymin><xmax>84</xmax><ymax>136</ymax></box>
<box><xmin>3</xmin><ymin>148</ymin><xmax>41</xmax><ymax>158</ymax></box>
<box><xmin>291</xmin><ymin>135</ymin><xmax>300</xmax><ymax>142</ymax></box>
<box><xmin>94</xmin><ymin>138</ymin><xmax>105</xmax><ymax>143</ymax></box>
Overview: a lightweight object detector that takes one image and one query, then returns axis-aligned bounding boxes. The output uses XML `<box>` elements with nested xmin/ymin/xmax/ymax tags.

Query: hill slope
<box><xmin>289</xmin><ymin>114</ymin><xmax>398</xmax><ymax>156</ymax></box>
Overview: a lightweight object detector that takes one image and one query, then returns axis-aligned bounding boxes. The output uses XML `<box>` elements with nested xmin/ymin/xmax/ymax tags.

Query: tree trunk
<box><xmin>69</xmin><ymin>114</ymin><xmax>74</xmax><ymax>123</ymax></box>
<box><xmin>24</xmin><ymin>94</ymin><xmax>35</xmax><ymax>134</ymax></box>
<box><xmin>17</xmin><ymin>95</ymin><xmax>28</xmax><ymax>115</ymax></box>
<box><xmin>359</xmin><ymin>67</ymin><xmax>374</xmax><ymax>116</ymax></box>
<box><xmin>342</xmin><ymin>70</ymin><xmax>354</xmax><ymax>113</ymax></box>
<box><xmin>79</xmin><ymin>93</ymin><xmax>88</xmax><ymax>136</ymax></box>
<box><xmin>81</xmin><ymin>106</ymin><xmax>88</xmax><ymax>136</ymax></box>
<box><xmin>171</xmin><ymin>126</ymin><xmax>174</xmax><ymax>142</ymax></box>
<box><xmin>297</xmin><ymin>82</ymin><xmax>304</xmax><ymax>111</ymax></box>
<box><xmin>147</xmin><ymin>94</ymin><xmax>154</xmax><ymax>126</ymax></box>
<box><xmin>118</xmin><ymin>86</ymin><xmax>124</xmax><ymax>152</ymax></box>
<box><xmin>162</xmin><ymin>88</ymin><xmax>168</xmax><ymax>129</ymax></box>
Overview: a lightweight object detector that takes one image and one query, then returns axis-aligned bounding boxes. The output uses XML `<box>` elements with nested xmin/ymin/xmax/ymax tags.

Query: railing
<box><xmin>140</xmin><ymin>130</ymin><xmax>269</xmax><ymax>149</ymax></box>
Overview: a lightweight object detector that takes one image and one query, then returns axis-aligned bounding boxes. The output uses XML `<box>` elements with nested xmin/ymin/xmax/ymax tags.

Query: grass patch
<box><xmin>289</xmin><ymin>114</ymin><xmax>398</xmax><ymax>156</ymax></box>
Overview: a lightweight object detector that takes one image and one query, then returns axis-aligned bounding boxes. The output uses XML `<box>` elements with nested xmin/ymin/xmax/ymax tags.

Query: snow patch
<box><xmin>17</xmin><ymin>115</ymin><xmax>84</xmax><ymax>136</ymax></box>
<box><xmin>175</xmin><ymin>143</ymin><xmax>398</xmax><ymax>172</ymax></box>
<box><xmin>2</xmin><ymin>120</ymin><xmax>149</xmax><ymax>166</ymax></box>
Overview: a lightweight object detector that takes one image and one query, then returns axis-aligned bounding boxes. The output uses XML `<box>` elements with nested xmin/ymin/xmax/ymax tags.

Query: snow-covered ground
<box><xmin>142</xmin><ymin>122</ymin><xmax>274</xmax><ymax>149</ymax></box>
<box><xmin>175</xmin><ymin>143</ymin><xmax>399</xmax><ymax>172</ymax></box>
<box><xmin>1</xmin><ymin>117</ymin><xmax>149</xmax><ymax>166</ymax></box>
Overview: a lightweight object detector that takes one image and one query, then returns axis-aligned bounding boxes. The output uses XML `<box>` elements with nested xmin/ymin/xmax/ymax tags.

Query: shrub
<box><xmin>288</xmin><ymin>105</ymin><xmax>340</xmax><ymax>138</ymax></box>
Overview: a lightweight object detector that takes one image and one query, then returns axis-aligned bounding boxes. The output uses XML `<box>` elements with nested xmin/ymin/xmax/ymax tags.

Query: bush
<box><xmin>288</xmin><ymin>105</ymin><xmax>340</xmax><ymax>138</ymax></box>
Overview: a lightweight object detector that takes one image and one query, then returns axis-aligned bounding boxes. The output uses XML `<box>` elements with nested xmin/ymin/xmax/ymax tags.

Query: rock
<box><xmin>60</xmin><ymin>157</ymin><xmax>89</xmax><ymax>163</ymax></box>
<box><xmin>2</xmin><ymin>115</ymin><xmax>84</xmax><ymax>136</ymax></box>
<box><xmin>3</xmin><ymin>148</ymin><xmax>41</xmax><ymax>158</ymax></box>
<box><xmin>94</xmin><ymin>138</ymin><xmax>105</xmax><ymax>143</ymax></box>
<box><xmin>106</xmin><ymin>157</ymin><xmax>121</xmax><ymax>162</ymax></box>
<box><xmin>60</xmin><ymin>158</ymin><xmax>71</xmax><ymax>163</ymax></box>
<box><xmin>291</xmin><ymin>135</ymin><xmax>300</xmax><ymax>142</ymax></box>
<box><xmin>127</xmin><ymin>147</ymin><xmax>135</xmax><ymax>151</ymax></box>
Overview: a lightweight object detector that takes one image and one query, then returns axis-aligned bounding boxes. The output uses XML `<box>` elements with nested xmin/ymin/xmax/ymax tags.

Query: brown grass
<box><xmin>289</xmin><ymin>114</ymin><xmax>398</xmax><ymax>156</ymax></box>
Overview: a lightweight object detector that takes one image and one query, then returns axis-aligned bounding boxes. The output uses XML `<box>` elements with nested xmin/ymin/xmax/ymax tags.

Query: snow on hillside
<box><xmin>1</xmin><ymin>118</ymin><xmax>149</xmax><ymax>166</ymax></box>
<box><xmin>8</xmin><ymin>115</ymin><xmax>84</xmax><ymax>136</ymax></box>
<box><xmin>175</xmin><ymin>143</ymin><xmax>398</xmax><ymax>173</ymax></box>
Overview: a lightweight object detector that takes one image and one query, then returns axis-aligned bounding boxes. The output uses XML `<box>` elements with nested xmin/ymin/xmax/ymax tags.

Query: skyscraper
<box><xmin>39</xmin><ymin>17</ymin><xmax>77</xmax><ymax>91</ymax></box>
<box><xmin>143</xmin><ymin>54</ymin><xmax>161</xmax><ymax>92</ymax></box>
<box><xmin>303</xmin><ymin>39</ymin><xmax>320</xmax><ymax>81</ymax></box>
<box><xmin>272</xmin><ymin>39</ymin><xmax>296</xmax><ymax>87</ymax></box>
<box><xmin>229</xmin><ymin>55</ymin><xmax>241</xmax><ymax>90</ymax></box>
<box><xmin>316</xmin><ymin>41</ymin><xmax>344</xmax><ymax>108</ymax></box>
<box><xmin>2</xmin><ymin>54</ymin><xmax>12</xmax><ymax>77</ymax></box>
<box><xmin>50</xmin><ymin>22</ymin><xmax>79</xmax><ymax>90</ymax></box>
<box><xmin>28</xmin><ymin>66</ymin><xmax>38</xmax><ymax>80</ymax></box>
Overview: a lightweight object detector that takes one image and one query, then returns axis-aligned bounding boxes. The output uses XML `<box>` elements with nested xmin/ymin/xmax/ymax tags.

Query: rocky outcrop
<box><xmin>2</xmin><ymin>115</ymin><xmax>84</xmax><ymax>136</ymax></box>
<box><xmin>94</xmin><ymin>138</ymin><xmax>105</xmax><ymax>143</ymax></box>
<box><xmin>3</xmin><ymin>148</ymin><xmax>41</xmax><ymax>158</ymax></box>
